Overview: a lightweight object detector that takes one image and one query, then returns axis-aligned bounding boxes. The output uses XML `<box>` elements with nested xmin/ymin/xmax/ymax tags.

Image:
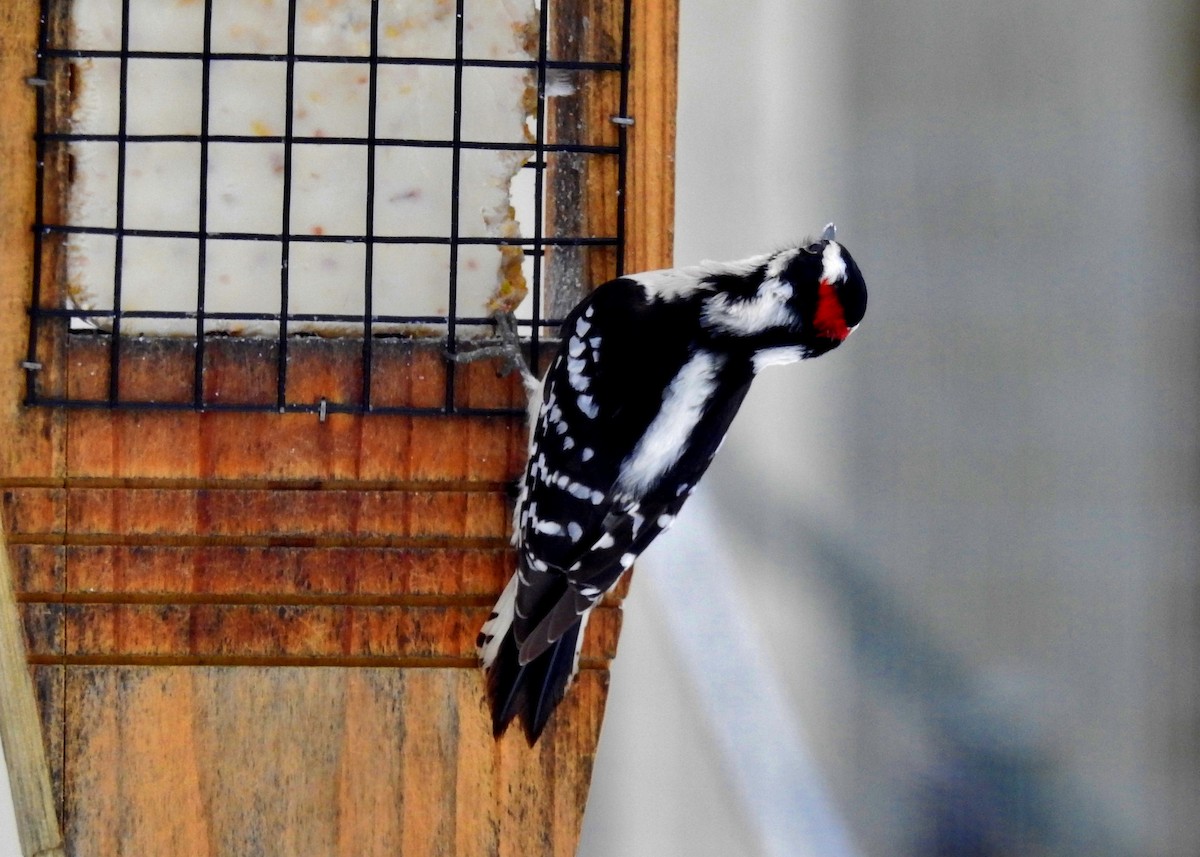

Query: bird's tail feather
<box><xmin>484</xmin><ymin>611</ymin><xmax>587</xmax><ymax>744</ymax></box>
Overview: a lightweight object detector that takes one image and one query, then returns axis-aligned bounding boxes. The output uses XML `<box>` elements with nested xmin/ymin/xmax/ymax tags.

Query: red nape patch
<box><xmin>813</xmin><ymin>279</ymin><xmax>850</xmax><ymax>341</ymax></box>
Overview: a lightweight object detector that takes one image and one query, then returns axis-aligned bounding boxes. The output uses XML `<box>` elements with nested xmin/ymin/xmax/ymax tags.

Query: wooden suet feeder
<box><xmin>0</xmin><ymin>0</ymin><xmax>677</xmax><ymax>854</ymax></box>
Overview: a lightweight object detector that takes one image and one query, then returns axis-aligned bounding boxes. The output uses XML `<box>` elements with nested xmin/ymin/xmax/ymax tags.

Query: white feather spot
<box><xmin>702</xmin><ymin>277</ymin><xmax>796</xmax><ymax>336</ymax></box>
<box><xmin>567</xmin><ymin>481</ymin><xmax>594</xmax><ymax>500</ymax></box>
<box><xmin>568</xmin><ymin>337</ymin><xmax>586</xmax><ymax>358</ymax></box>
<box><xmin>535</xmin><ymin>520</ymin><xmax>564</xmax><ymax>536</ymax></box>
<box><xmin>620</xmin><ymin>553</ymin><xmax>636</xmax><ymax>568</ymax></box>
<box><xmin>575</xmin><ymin>317</ymin><xmax>590</xmax><ymax>337</ymax></box>
<box><xmin>629</xmin><ymin>267</ymin><xmax>711</xmax><ymax>299</ymax></box>
<box><xmin>479</xmin><ymin>573</ymin><xmax>520</xmax><ymax>667</ymax></box>
<box><xmin>577</xmin><ymin>394</ymin><xmax>599</xmax><ymax>419</ymax></box>
<box><xmin>631</xmin><ymin>253</ymin><xmax>775</xmax><ymax>300</ymax></box>
<box><xmin>616</xmin><ymin>350</ymin><xmax>724</xmax><ymax>496</ymax></box>
<box><xmin>590</xmin><ymin>490</ymin><xmax>605</xmax><ymax>505</ymax></box>
<box><xmin>581</xmin><ymin>447</ymin><xmax>595</xmax><ymax>462</ymax></box>
<box><xmin>569</xmin><ymin>610</ymin><xmax>592</xmax><ymax>679</ymax></box>
<box><xmin>766</xmin><ymin>248</ymin><xmax>801</xmax><ymax>279</ymax></box>
<box><xmin>657</xmin><ymin>514</ymin><xmax>675</xmax><ymax>529</ymax></box>
<box><xmin>522</xmin><ymin>372</ymin><xmax>547</xmax><ymax>452</ymax></box>
<box><xmin>567</xmin><ymin>522</ymin><xmax>583</xmax><ymax>542</ymax></box>
<box><xmin>753</xmin><ymin>346</ymin><xmax>806</xmax><ymax>372</ymax></box>
<box><xmin>821</xmin><ymin>241</ymin><xmax>848</xmax><ymax>284</ymax></box>
<box><xmin>567</xmin><ymin>355</ymin><xmax>590</xmax><ymax>392</ymax></box>
<box><xmin>595</xmin><ymin>533</ymin><xmax>615</xmax><ymax>549</ymax></box>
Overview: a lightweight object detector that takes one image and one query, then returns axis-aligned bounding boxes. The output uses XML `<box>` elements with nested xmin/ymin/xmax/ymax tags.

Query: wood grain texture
<box><xmin>625</xmin><ymin>0</ymin><xmax>679</xmax><ymax>276</ymax></box>
<box><xmin>17</xmin><ymin>602</ymin><xmax>620</xmax><ymax>667</ymax></box>
<box><xmin>0</xmin><ymin>3</ymin><xmax>68</xmax><ymax>854</ymax></box>
<box><xmin>5</xmin><ymin>486</ymin><xmax>512</xmax><ymax>543</ymax></box>
<box><xmin>58</xmin><ymin>667</ymin><xmax>609</xmax><ymax>857</ymax></box>
<box><xmin>545</xmin><ymin>0</ymin><xmax>626</xmax><ymax>314</ymax></box>
<box><xmin>0</xmin><ymin>0</ymin><xmax>677</xmax><ymax>854</ymax></box>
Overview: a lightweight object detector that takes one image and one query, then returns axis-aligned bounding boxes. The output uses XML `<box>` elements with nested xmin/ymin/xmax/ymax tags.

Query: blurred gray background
<box><xmin>580</xmin><ymin>1</ymin><xmax>1199</xmax><ymax>855</ymax></box>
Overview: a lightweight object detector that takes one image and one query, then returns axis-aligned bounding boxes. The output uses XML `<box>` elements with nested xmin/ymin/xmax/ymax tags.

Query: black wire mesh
<box><xmin>26</xmin><ymin>0</ymin><xmax>631</xmax><ymax>416</ymax></box>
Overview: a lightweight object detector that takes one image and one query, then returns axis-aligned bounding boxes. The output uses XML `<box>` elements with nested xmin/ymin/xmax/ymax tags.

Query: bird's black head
<box><xmin>694</xmin><ymin>227</ymin><xmax>867</xmax><ymax>366</ymax></box>
<box><xmin>777</xmin><ymin>232</ymin><xmax>868</xmax><ymax>358</ymax></box>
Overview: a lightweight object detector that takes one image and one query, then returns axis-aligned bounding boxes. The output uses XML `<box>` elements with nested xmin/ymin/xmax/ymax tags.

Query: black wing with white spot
<box><xmin>514</xmin><ymin>280</ymin><xmax>713</xmax><ymax>648</ymax></box>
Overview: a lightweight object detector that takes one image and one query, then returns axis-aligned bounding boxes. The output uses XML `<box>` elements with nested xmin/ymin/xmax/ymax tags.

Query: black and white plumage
<box><xmin>478</xmin><ymin>226</ymin><xmax>868</xmax><ymax>743</ymax></box>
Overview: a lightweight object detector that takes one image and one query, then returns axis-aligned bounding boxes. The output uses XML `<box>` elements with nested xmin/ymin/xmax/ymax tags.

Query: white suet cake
<box><xmin>65</xmin><ymin>0</ymin><xmax>536</xmax><ymax>336</ymax></box>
